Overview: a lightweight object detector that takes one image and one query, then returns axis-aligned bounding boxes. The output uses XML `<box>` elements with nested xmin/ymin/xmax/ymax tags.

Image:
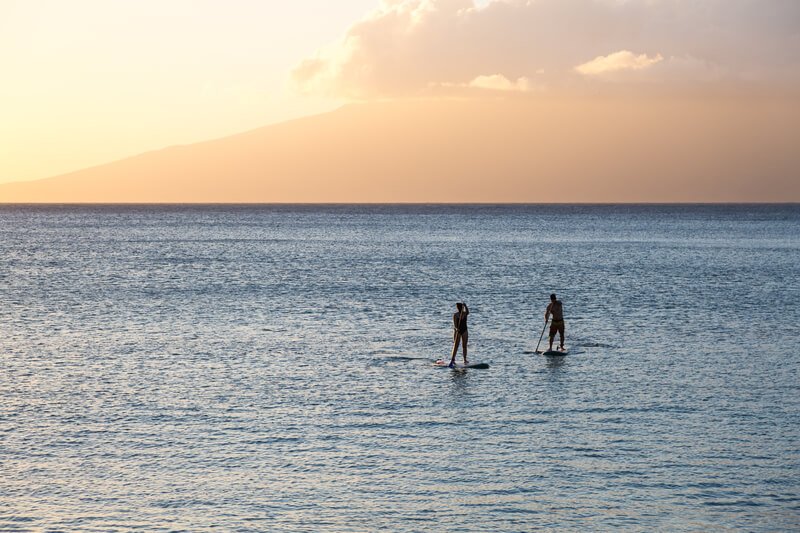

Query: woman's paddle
<box><xmin>534</xmin><ymin>319</ymin><xmax>549</xmax><ymax>354</ymax></box>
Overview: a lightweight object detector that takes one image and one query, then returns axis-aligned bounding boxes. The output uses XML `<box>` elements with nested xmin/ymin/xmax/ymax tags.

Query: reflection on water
<box><xmin>544</xmin><ymin>355</ymin><xmax>568</xmax><ymax>372</ymax></box>
<box><xmin>448</xmin><ymin>366</ymin><xmax>474</xmax><ymax>394</ymax></box>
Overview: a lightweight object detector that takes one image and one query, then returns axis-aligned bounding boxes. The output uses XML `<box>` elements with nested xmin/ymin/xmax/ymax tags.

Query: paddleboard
<box><xmin>538</xmin><ymin>347</ymin><xmax>569</xmax><ymax>356</ymax></box>
<box><xmin>434</xmin><ymin>359</ymin><xmax>490</xmax><ymax>369</ymax></box>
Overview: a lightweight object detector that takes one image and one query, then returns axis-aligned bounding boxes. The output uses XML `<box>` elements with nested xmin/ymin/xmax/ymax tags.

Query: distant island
<box><xmin>2</xmin><ymin>94</ymin><xmax>798</xmax><ymax>203</ymax></box>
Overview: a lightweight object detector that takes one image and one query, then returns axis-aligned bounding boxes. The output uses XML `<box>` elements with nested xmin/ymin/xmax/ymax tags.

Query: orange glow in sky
<box><xmin>1</xmin><ymin>0</ymin><xmax>798</xmax><ymax>202</ymax></box>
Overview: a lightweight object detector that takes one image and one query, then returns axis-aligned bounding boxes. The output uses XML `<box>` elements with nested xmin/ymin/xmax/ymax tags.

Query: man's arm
<box><xmin>544</xmin><ymin>302</ymin><xmax>552</xmax><ymax>321</ymax></box>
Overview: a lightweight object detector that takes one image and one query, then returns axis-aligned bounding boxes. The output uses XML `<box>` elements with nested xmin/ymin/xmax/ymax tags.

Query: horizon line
<box><xmin>1</xmin><ymin>202</ymin><xmax>798</xmax><ymax>207</ymax></box>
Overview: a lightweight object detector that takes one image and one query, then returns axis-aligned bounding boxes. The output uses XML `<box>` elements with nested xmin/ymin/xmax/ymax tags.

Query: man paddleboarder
<box><xmin>544</xmin><ymin>293</ymin><xmax>565</xmax><ymax>352</ymax></box>
<box><xmin>449</xmin><ymin>302</ymin><xmax>469</xmax><ymax>367</ymax></box>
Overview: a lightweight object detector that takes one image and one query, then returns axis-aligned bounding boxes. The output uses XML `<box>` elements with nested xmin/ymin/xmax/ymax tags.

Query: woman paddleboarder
<box><xmin>449</xmin><ymin>302</ymin><xmax>469</xmax><ymax>367</ymax></box>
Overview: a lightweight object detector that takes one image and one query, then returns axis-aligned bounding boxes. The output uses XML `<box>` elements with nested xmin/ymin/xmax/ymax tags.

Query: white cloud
<box><xmin>575</xmin><ymin>51</ymin><xmax>663</xmax><ymax>76</ymax></box>
<box><xmin>429</xmin><ymin>74</ymin><xmax>535</xmax><ymax>94</ymax></box>
<box><xmin>292</xmin><ymin>0</ymin><xmax>800</xmax><ymax>98</ymax></box>
<box><xmin>468</xmin><ymin>74</ymin><xmax>531</xmax><ymax>92</ymax></box>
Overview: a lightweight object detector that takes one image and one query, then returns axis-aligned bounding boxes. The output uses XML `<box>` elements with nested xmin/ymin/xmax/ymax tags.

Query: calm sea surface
<box><xmin>1</xmin><ymin>204</ymin><xmax>798</xmax><ymax>532</ymax></box>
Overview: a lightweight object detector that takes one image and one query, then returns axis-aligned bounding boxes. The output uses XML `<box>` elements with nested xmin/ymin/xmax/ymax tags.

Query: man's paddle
<box><xmin>534</xmin><ymin>319</ymin><xmax>549</xmax><ymax>354</ymax></box>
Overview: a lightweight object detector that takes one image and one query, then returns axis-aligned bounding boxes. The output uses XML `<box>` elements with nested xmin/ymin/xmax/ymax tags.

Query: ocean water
<box><xmin>1</xmin><ymin>204</ymin><xmax>798</xmax><ymax>532</ymax></box>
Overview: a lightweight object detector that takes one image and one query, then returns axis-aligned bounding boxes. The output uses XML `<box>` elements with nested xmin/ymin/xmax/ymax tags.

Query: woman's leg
<box><xmin>461</xmin><ymin>331</ymin><xmax>468</xmax><ymax>363</ymax></box>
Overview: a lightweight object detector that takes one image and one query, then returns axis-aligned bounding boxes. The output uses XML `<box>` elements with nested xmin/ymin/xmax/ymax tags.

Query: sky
<box><xmin>0</xmin><ymin>0</ymin><xmax>377</xmax><ymax>183</ymax></box>
<box><xmin>2</xmin><ymin>0</ymin><xmax>799</xmax><ymax>192</ymax></box>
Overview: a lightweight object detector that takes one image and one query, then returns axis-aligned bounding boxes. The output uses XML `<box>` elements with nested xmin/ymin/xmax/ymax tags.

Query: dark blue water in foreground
<box><xmin>1</xmin><ymin>204</ymin><xmax>799</xmax><ymax>532</ymax></box>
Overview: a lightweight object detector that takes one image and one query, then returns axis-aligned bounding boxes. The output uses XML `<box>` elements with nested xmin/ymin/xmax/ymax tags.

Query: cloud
<box><xmin>575</xmin><ymin>51</ymin><xmax>664</xmax><ymax>76</ymax></box>
<box><xmin>292</xmin><ymin>0</ymin><xmax>800</xmax><ymax>99</ymax></box>
<box><xmin>429</xmin><ymin>74</ymin><xmax>535</xmax><ymax>95</ymax></box>
<box><xmin>468</xmin><ymin>74</ymin><xmax>532</xmax><ymax>92</ymax></box>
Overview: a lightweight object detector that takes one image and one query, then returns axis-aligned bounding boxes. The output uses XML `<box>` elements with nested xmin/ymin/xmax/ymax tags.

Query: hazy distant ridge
<box><xmin>2</xmin><ymin>96</ymin><xmax>798</xmax><ymax>203</ymax></box>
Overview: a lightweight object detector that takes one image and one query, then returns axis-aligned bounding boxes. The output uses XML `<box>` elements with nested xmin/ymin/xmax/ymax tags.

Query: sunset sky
<box><xmin>2</xmin><ymin>0</ymin><xmax>799</xmax><ymax>199</ymax></box>
<box><xmin>1</xmin><ymin>0</ymin><xmax>376</xmax><ymax>183</ymax></box>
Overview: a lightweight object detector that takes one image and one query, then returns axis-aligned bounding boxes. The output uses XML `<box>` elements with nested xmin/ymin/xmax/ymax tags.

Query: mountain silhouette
<box><xmin>2</xmin><ymin>95</ymin><xmax>797</xmax><ymax>202</ymax></box>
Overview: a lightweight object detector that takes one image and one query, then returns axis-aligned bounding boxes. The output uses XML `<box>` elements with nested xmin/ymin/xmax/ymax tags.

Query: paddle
<box><xmin>534</xmin><ymin>319</ymin><xmax>549</xmax><ymax>354</ymax></box>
